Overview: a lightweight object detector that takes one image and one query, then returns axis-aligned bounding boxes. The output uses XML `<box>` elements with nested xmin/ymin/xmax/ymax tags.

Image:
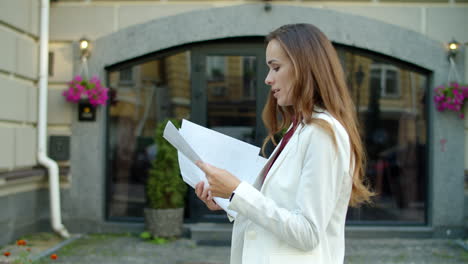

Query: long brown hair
<box><xmin>262</xmin><ymin>24</ymin><xmax>374</xmax><ymax>207</ymax></box>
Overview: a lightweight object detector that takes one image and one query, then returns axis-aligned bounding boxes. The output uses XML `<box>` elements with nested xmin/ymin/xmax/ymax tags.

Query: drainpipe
<box><xmin>38</xmin><ymin>0</ymin><xmax>70</xmax><ymax>239</ymax></box>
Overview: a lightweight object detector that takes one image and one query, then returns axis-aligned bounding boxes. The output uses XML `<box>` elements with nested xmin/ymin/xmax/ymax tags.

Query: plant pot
<box><xmin>144</xmin><ymin>207</ymin><xmax>184</xmax><ymax>238</ymax></box>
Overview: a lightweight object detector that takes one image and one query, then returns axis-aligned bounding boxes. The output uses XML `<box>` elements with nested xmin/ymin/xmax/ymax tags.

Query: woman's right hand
<box><xmin>195</xmin><ymin>181</ymin><xmax>223</xmax><ymax>211</ymax></box>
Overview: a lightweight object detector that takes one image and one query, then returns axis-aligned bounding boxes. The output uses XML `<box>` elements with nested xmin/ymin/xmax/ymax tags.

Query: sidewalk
<box><xmin>17</xmin><ymin>234</ymin><xmax>465</xmax><ymax>264</ymax></box>
<box><xmin>2</xmin><ymin>233</ymin><xmax>467</xmax><ymax>264</ymax></box>
<box><xmin>345</xmin><ymin>238</ymin><xmax>467</xmax><ymax>264</ymax></box>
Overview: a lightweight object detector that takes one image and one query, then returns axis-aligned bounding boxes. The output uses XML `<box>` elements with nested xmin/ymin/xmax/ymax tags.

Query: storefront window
<box><xmin>337</xmin><ymin>47</ymin><xmax>428</xmax><ymax>224</ymax></box>
<box><xmin>105</xmin><ymin>41</ymin><xmax>429</xmax><ymax>225</ymax></box>
<box><xmin>206</xmin><ymin>55</ymin><xmax>257</xmax><ymax>144</ymax></box>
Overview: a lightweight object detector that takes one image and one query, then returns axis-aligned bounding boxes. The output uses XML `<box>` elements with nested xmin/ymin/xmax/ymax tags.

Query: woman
<box><xmin>195</xmin><ymin>23</ymin><xmax>373</xmax><ymax>264</ymax></box>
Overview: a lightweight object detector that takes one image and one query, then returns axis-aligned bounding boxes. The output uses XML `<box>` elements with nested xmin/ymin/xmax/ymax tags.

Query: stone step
<box><xmin>185</xmin><ymin>223</ymin><xmax>233</xmax><ymax>245</ymax></box>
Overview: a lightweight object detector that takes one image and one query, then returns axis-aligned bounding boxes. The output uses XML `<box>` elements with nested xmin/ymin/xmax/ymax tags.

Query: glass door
<box><xmin>188</xmin><ymin>42</ymin><xmax>268</xmax><ymax>222</ymax></box>
<box><xmin>106</xmin><ymin>50</ymin><xmax>193</xmax><ymax>221</ymax></box>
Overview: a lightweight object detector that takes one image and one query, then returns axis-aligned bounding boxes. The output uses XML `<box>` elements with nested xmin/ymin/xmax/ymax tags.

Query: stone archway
<box><xmin>87</xmin><ymin>4</ymin><xmax>447</xmax><ymax>76</ymax></box>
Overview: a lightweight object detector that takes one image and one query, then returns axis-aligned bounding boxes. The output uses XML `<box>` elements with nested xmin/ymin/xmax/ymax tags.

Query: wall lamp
<box><xmin>79</xmin><ymin>37</ymin><xmax>91</xmax><ymax>58</ymax></box>
<box><xmin>447</xmin><ymin>38</ymin><xmax>460</xmax><ymax>59</ymax></box>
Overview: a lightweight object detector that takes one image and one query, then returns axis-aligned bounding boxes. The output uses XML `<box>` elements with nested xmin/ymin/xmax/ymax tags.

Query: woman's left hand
<box><xmin>196</xmin><ymin>161</ymin><xmax>241</xmax><ymax>199</ymax></box>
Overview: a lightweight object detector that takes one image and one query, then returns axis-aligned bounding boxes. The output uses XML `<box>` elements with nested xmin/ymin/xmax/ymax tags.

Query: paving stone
<box><xmin>32</xmin><ymin>235</ymin><xmax>468</xmax><ymax>264</ymax></box>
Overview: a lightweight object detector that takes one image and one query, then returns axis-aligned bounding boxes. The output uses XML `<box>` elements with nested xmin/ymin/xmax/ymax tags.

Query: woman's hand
<box><xmin>195</xmin><ymin>181</ymin><xmax>222</xmax><ymax>211</ymax></box>
<box><xmin>197</xmin><ymin>161</ymin><xmax>241</xmax><ymax>199</ymax></box>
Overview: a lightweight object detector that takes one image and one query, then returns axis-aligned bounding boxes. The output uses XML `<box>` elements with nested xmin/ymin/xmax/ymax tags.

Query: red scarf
<box><xmin>262</xmin><ymin>120</ymin><xmax>299</xmax><ymax>182</ymax></box>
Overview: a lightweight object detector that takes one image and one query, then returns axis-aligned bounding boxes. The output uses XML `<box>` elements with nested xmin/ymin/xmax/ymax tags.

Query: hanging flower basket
<box><xmin>433</xmin><ymin>82</ymin><xmax>468</xmax><ymax>119</ymax></box>
<box><xmin>62</xmin><ymin>75</ymin><xmax>109</xmax><ymax>107</ymax></box>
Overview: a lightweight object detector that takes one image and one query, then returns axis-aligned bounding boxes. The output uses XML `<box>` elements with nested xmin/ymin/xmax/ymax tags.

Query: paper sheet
<box><xmin>162</xmin><ymin>120</ymin><xmax>267</xmax><ymax>218</ymax></box>
<box><xmin>163</xmin><ymin>121</ymin><xmax>202</xmax><ymax>164</ymax></box>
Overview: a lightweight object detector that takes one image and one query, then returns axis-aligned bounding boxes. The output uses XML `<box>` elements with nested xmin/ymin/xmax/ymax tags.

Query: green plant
<box><xmin>150</xmin><ymin>237</ymin><xmax>169</xmax><ymax>245</ymax></box>
<box><xmin>146</xmin><ymin>119</ymin><xmax>187</xmax><ymax>209</ymax></box>
<box><xmin>140</xmin><ymin>231</ymin><xmax>170</xmax><ymax>245</ymax></box>
<box><xmin>140</xmin><ymin>231</ymin><xmax>152</xmax><ymax>240</ymax></box>
<box><xmin>434</xmin><ymin>82</ymin><xmax>468</xmax><ymax>119</ymax></box>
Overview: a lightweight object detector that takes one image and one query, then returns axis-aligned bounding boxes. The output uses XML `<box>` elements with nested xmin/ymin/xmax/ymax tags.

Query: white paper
<box><xmin>163</xmin><ymin>120</ymin><xmax>267</xmax><ymax>218</ymax></box>
<box><xmin>163</xmin><ymin>121</ymin><xmax>202</xmax><ymax>164</ymax></box>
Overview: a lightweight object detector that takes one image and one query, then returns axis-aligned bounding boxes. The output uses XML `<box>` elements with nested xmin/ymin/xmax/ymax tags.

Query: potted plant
<box><xmin>62</xmin><ymin>75</ymin><xmax>109</xmax><ymax>121</ymax></box>
<box><xmin>62</xmin><ymin>75</ymin><xmax>109</xmax><ymax>106</ymax></box>
<box><xmin>144</xmin><ymin>119</ymin><xmax>187</xmax><ymax>238</ymax></box>
<box><xmin>433</xmin><ymin>82</ymin><xmax>468</xmax><ymax>119</ymax></box>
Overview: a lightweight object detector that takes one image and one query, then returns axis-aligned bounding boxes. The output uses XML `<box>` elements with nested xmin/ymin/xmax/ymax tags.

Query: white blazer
<box><xmin>227</xmin><ymin>110</ymin><xmax>353</xmax><ymax>264</ymax></box>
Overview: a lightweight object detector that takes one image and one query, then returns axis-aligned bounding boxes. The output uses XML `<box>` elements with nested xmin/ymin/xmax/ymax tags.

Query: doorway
<box><xmin>104</xmin><ymin>39</ymin><xmax>429</xmax><ymax>226</ymax></box>
<box><xmin>187</xmin><ymin>42</ymin><xmax>269</xmax><ymax>222</ymax></box>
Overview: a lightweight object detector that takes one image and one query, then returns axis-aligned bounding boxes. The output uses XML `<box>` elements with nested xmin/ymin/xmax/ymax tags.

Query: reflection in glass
<box><xmin>107</xmin><ymin>51</ymin><xmax>191</xmax><ymax>219</ymax></box>
<box><xmin>189</xmin><ymin>55</ymin><xmax>258</xmax><ymax>222</ymax></box>
<box><xmin>337</xmin><ymin>48</ymin><xmax>428</xmax><ymax>224</ymax></box>
<box><xmin>206</xmin><ymin>55</ymin><xmax>257</xmax><ymax>144</ymax></box>
<box><xmin>104</xmin><ymin>43</ymin><xmax>429</xmax><ymax>225</ymax></box>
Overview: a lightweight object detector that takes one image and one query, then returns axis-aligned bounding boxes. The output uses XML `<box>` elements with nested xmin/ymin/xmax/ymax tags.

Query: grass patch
<box><xmin>47</xmin><ymin>233</ymin><xmax>135</xmax><ymax>257</ymax></box>
<box><xmin>32</xmin><ymin>233</ymin><xmax>139</xmax><ymax>263</ymax></box>
<box><xmin>0</xmin><ymin>232</ymin><xmax>64</xmax><ymax>264</ymax></box>
<box><xmin>139</xmin><ymin>231</ymin><xmax>179</xmax><ymax>245</ymax></box>
<box><xmin>394</xmin><ymin>253</ymin><xmax>407</xmax><ymax>261</ymax></box>
<box><xmin>461</xmin><ymin>251</ymin><xmax>468</xmax><ymax>261</ymax></box>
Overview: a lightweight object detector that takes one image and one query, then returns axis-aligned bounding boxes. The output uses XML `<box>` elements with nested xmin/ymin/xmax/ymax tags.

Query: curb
<box><xmin>31</xmin><ymin>234</ymin><xmax>83</xmax><ymax>261</ymax></box>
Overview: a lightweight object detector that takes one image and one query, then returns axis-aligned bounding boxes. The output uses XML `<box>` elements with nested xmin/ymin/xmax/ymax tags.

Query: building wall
<box><xmin>48</xmin><ymin>0</ymin><xmax>468</xmax><ymax>167</ymax></box>
<box><xmin>0</xmin><ymin>0</ymin><xmax>74</xmax><ymax>245</ymax></box>
<box><xmin>0</xmin><ymin>0</ymin><xmax>39</xmax><ymax>173</ymax></box>
<box><xmin>0</xmin><ymin>0</ymin><xmax>42</xmax><ymax>246</ymax></box>
<box><xmin>0</xmin><ymin>0</ymin><xmax>74</xmax><ymax>173</ymax></box>
<box><xmin>1</xmin><ymin>0</ymin><xmax>467</xmax><ymax>243</ymax></box>
<box><xmin>48</xmin><ymin>2</ymin><xmax>468</xmax><ymax>234</ymax></box>
<box><xmin>51</xmin><ymin>1</ymin><xmax>467</xmax><ymax>235</ymax></box>
<box><xmin>47</xmin><ymin>0</ymin><xmax>468</xmax><ymax>44</ymax></box>
<box><xmin>62</xmin><ymin>3</ymin><xmax>464</xmax><ymax>237</ymax></box>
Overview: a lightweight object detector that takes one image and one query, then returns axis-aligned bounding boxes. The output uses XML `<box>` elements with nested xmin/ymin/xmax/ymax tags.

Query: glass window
<box><xmin>370</xmin><ymin>64</ymin><xmax>401</xmax><ymax>98</ymax></box>
<box><xmin>337</xmin><ymin>46</ymin><xmax>428</xmax><ymax>224</ymax></box>
<box><xmin>104</xmin><ymin>41</ymin><xmax>429</xmax><ymax>225</ymax></box>
<box><xmin>206</xmin><ymin>56</ymin><xmax>226</xmax><ymax>82</ymax></box>
<box><xmin>243</xmin><ymin>57</ymin><xmax>257</xmax><ymax>99</ymax></box>
<box><xmin>119</xmin><ymin>67</ymin><xmax>134</xmax><ymax>86</ymax></box>
<box><xmin>385</xmin><ymin>69</ymin><xmax>398</xmax><ymax>96</ymax></box>
<box><xmin>205</xmin><ymin>55</ymin><xmax>257</xmax><ymax>144</ymax></box>
<box><xmin>106</xmin><ymin>50</ymin><xmax>191</xmax><ymax>219</ymax></box>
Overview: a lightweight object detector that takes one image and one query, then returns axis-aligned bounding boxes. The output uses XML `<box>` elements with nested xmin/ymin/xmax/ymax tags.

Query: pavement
<box><xmin>19</xmin><ymin>234</ymin><xmax>467</xmax><ymax>264</ymax></box>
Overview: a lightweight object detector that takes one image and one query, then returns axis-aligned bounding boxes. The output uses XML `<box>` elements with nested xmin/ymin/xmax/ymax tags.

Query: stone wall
<box><xmin>68</xmin><ymin>3</ymin><xmax>465</xmax><ymax>237</ymax></box>
<box><xmin>0</xmin><ymin>0</ymin><xmax>39</xmax><ymax>173</ymax></box>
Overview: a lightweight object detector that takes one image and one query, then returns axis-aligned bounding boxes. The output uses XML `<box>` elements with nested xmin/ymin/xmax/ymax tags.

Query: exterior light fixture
<box><xmin>448</xmin><ymin>38</ymin><xmax>459</xmax><ymax>59</ymax></box>
<box><xmin>79</xmin><ymin>37</ymin><xmax>91</xmax><ymax>58</ymax></box>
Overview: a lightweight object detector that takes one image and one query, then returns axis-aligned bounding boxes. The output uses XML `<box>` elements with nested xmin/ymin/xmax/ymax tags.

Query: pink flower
<box><xmin>434</xmin><ymin>82</ymin><xmax>467</xmax><ymax>119</ymax></box>
<box><xmin>73</xmin><ymin>75</ymin><xmax>83</xmax><ymax>82</ymax></box>
<box><xmin>62</xmin><ymin>75</ymin><xmax>109</xmax><ymax>106</ymax></box>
